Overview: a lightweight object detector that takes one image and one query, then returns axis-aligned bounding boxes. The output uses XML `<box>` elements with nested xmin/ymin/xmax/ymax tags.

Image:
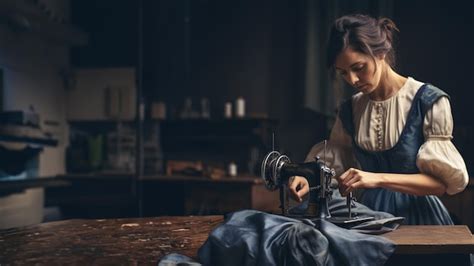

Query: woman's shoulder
<box><xmin>406</xmin><ymin>77</ymin><xmax>449</xmax><ymax>99</ymax></box>
<box><xmin>399</xmin><ymin>77</ymin><xmax>424</xmax><ymax>99</ymax></box>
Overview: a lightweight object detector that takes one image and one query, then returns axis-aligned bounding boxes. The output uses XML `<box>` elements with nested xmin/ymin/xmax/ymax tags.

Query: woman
<box><xmin>289</xmin><ymin>14</ymin><xmax>469</xmax><ymax>225</ymax></box>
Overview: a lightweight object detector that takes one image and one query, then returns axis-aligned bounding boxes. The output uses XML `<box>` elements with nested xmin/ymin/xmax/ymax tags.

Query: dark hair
<box><xmin>326</xmin><ymin>14</ymin><xmax>399</xmax><ymax>68</ymax></box>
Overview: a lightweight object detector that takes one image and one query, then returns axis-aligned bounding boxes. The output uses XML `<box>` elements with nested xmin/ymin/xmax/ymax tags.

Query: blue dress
<box><xmin>338</xmin><ymin>84</ymin><xmax>453</xmax><ymax>225</ymax></box>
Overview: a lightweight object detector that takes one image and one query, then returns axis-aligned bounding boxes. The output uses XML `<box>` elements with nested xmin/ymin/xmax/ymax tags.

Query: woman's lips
<box><xmin>357</xmin><ymin>84</ymin><xmax>369</xmax><ymax>91</ymax></box>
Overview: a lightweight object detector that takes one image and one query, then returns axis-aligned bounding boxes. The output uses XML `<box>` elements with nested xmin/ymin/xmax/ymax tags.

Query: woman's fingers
<box><xmin>344</xmin><ymin>180</ymin><xmax>362</xmax><ymax>196</ymax></box>
<box><xmin>296</xmin><ymin>182</ymin><xmax>309</xmax><ymax>201</ymax></box>
<box><xmin>338</xmin><ymin>169</ymin><xmax>381</xmax><ymax>196</ymax></box>
<box><xmin>289</xmin><ymin>176</ymin><xmax>309</xmax><ymax>202</ymax></box>
<box><xmin>338</xmin><ymin>168</ymin><xmax>358</xmax><ymax>196</ymax></box>
<box><xmin>337</xmin><ymin>168</ymin><xmax>355</xmax><ymax>182</ymax></box>
<box><xmin>289</xmin><ymin>177</ymin><xmax>300</xmax><ymax>201</ymax></box>
<box><xmin>343</xmin><ymin>171</ymin><xmax>360</xmax><ymax>187</ymax></box>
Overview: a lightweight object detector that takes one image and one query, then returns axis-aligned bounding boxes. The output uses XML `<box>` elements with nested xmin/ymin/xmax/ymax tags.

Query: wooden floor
<box><xmin>1</xmin><ymin>216</ymin><xmax>473</xmax><ymax>265</ymax></box>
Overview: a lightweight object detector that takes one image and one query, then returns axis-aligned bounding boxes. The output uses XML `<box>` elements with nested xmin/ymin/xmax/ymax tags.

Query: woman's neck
<box><xmin>370</xmin><ymin>64</ymin><xmax>407</xmax><ymax>101</ymax></box>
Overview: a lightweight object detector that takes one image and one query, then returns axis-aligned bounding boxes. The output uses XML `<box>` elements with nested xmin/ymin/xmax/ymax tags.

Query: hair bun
<box><xmin>378</xmin><ymin>17</ymin><xmax>399</xmax><ymax>44</ymax></box>
<box><xmin>379</xmin><ymin>18</ymin><xmax>399</xmax><ymax>33</ymax></box>
<box><xmin>327</xmin><ymin>14</ymin><xmax>399</xmax><ymax>68</ymax></box>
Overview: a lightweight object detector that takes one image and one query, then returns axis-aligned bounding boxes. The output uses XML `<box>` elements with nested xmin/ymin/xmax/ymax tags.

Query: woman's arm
<box><xmin>417</xmin><ymin>97</ymin><xmax>469</xmax><ymax>195</ymax></box>
<box><xmin>337</xmin><ymin>168</ymin><xmax>446</xmax><ymax>197</ymax></box>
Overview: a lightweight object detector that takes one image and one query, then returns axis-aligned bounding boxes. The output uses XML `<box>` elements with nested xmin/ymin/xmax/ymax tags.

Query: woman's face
<box><xmin>334</xmin><ymin>47</ymin><xmax>384</xmax><ymax>95</ymax></box>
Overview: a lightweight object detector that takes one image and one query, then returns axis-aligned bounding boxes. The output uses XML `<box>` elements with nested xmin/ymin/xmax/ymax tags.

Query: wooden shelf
<box><xmin>0</xmin><ymin>176</ymin><xmax>70</xmax><ymax>195</ymax></box>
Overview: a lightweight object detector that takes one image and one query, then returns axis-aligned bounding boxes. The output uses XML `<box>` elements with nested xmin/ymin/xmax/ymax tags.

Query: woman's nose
<box><xmin>348</xmin><ymin>72</ymin><xmax>359</xmax><ymax>86</ymax></box>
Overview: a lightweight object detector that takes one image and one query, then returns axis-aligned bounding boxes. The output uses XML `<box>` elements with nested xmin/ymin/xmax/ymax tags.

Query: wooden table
<box><xmin>384</xmin><ymin>225</ymin><xmax>474</xmax><ymax>266</ymax></box>
<box><xmin>1</xmin><ymin>216</ymin><xmax>473</xmax><ymax>265</ymax></box>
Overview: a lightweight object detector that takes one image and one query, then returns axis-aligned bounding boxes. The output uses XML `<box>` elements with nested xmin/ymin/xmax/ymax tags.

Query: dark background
<box><xmin>70</xmin><ymin>0</ymin><xmax>474</xmax><ymax>163</ymax></box>
<box><xmin>0</xmin><ymin>0</ymin><xmax>473</xmax><ymax>231</ymax></box>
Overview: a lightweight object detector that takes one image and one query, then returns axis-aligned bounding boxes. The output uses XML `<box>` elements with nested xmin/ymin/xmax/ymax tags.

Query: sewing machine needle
<box><xmin>347</xmin><ymin>192</ymin><xmax>352</xmax><ymax>219</ymax></box>
<box><xmin>324</xmin><ymin>140</ymin><xmax>327</xmax><ymax>162</ymax></box>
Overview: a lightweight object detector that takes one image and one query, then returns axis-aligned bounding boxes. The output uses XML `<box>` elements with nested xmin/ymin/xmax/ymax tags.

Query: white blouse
<box><xmin>306</xmin><ymin>77</ymin><xmax>469</xmax><ymax>195</ymax></box>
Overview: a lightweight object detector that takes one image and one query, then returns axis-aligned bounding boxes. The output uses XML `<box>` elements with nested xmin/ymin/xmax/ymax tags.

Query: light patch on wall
<box><xmin>67</xmin><ymin>68</ymin><xmax>136</xmax><ymax>121</ymax></box>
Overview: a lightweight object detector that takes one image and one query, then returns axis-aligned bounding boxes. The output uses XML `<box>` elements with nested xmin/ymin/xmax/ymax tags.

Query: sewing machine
<box><xmin>261</xmin><ymin>149</ymin><xmax>371</xmax><ymax>225</ymax></box>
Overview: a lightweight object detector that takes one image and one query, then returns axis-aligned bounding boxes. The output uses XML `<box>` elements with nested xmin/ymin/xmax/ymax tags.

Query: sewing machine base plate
<box><xmin>328</xmin><ymin>216</ymin><xmax>375</xmax><ymax>225</ymax></box>
<box><xmin>283</xmin><ymin>215</ymin><xmax>375</xmax><ymax>227</ymax></box>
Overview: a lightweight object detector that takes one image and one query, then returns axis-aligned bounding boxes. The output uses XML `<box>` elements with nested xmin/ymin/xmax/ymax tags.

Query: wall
<box><xmin>0</xmin><ymin>0</ymin><xmax>70</xmax><ymax>228</ymax></box>
<box><xmin>394</xmin><ymin>0</ymin><xmax>473</xmax><ymax>126</ymax></box>
<box><xmin>70</xmin><ymin>0</ymin><xmax>323</xmax><ymax>162</ymax></box>
<box><xmin>66</xmin><ymin>68</ymin><xmax>136</xmax><ymax>121</ymax></box>
<box><xmin>69</xmin><ymin>0</ymin><xmax>474</xmax><ymax>164</ymax></box>
<box><xmin>141</xmin><ymin>0</ymin><xmax>319</xmax><ymax>161</ymax></box>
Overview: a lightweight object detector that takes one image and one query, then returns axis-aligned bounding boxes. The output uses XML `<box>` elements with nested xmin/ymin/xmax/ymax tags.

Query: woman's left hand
<box><xmin>336</xmin><ymin>168</ymin><xmax>381</xmax><ymax>196</ymax></box>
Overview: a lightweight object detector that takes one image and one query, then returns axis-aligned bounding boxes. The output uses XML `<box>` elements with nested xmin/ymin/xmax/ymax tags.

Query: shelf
<box><xmin>56</xmin><ymin>173</ymin><xmax>264</xmax><ymax>184</ymax></box>
<box><xmin>0</xmin><ymin>124</ymin><xmax>58</xmax><ymax>146</ymax></box>
<box><xmin>0</xmin><ymin>176</ymin><xmax>70</xmax><ymax>195</ymax></box>
<box><xmin>0</xmin><ymin>134</ymin><xmax>58</xmax><ymax>146</ymax></box>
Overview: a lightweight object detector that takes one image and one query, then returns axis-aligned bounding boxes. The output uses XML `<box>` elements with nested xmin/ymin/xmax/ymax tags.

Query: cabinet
<box><xmin>67</xmin><ymin>118</ymin><xmax>277</xmax><ymax>176</ymax></box>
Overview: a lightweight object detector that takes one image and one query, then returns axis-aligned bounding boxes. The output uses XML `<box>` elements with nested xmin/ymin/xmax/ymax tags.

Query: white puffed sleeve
<box><xmin>304</xmin><ymin>116</ymin><xmax>359</xmax><ymax>176</ymax></box>
<box><xmin>416</xmin><ymin>97</ymin><xmax>469</xmax><ymax>195</ymax></box>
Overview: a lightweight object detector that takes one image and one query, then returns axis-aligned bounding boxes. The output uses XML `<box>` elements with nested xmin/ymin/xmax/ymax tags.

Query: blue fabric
<box><xmin>158</xmin><ymin>253</ymin><xmax>201</xmax><ymax>266</ymax></box>
<box><xmin>157</xmin><ymin>193</ymin><xmax>401</xmax><ymax>265</ymax></box>
<box><xmin>197</xmin><ymin>207</ymin><xmax>396</xmax><ymax>266</ymax></box>
<box><xmin>338</xmin><ymin>84</ymin><xmax>453</xmax><ymax>225</ymax></box>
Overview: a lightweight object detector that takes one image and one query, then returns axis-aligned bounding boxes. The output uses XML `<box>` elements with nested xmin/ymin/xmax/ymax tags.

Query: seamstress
<box><xmin>289</xmin><ymin>14</ymin><xmax>469</xmax><ymax>225</ymax></box>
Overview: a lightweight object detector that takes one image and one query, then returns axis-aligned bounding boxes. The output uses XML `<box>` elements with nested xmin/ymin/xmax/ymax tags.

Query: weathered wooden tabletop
<box><xmin>0</xmin><ymin>216</ymin><xmax>222</xmax><ymax>265</ymax></box>
<box><xmin>384</xmin><ymin>225</ymin><xmax>474</xmax><ymax>254</ymax></box>
<box><xmin>1</xmin><ymin>216</ymin><xmax>473</xmax><ymax>265</ymax></box>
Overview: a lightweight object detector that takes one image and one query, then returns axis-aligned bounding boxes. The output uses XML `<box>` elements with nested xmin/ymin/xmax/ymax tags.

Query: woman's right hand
<box><xmin>288</xmin><ymin>176</ymin><xmax>309</xmax><ymax>202</ymax></box>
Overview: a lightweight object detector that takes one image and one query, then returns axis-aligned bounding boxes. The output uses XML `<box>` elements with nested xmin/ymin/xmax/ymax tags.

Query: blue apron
<box><xmin>338</xmin><ymin>84</ymin><xmax>453</xmax><ymax>225</ymax></box>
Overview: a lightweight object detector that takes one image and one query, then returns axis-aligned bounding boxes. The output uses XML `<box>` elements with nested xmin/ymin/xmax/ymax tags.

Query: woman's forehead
<box><xmin>335</xmin><ymin>47</ymin><xmax>370</xmax><ymax>69</ymax></box>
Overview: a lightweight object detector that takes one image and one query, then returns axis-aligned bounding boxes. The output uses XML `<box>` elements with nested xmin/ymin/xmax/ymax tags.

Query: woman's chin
<box><xmin>358</xmin><ymin>85</ymin><xmax>375</xmax><ymax>95</ymax></box>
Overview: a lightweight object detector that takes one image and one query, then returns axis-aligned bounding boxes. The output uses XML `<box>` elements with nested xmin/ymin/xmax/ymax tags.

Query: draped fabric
<box><xmin>198</xmin><ymin>195</ymin><xmax>399</xmax><ymax>266</ymax></box>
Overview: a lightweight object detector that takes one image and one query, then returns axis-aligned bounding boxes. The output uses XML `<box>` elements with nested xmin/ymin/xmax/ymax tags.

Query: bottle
<box><xmin>235</xmin><ymin>97</ymin><xmax>245</xmax><ymax>118</ymax></box>
<box><xmin>224</xmin><ymin>102</ymin><xmax>232</xmax><ymax>118</ymax></box>
<box><xmin>228</xmin><ymin>161</ymin><xmax>237</xmax><ymax>177</ymax></box>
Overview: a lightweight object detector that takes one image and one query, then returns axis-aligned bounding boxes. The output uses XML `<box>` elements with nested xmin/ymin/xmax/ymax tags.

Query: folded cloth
<box><xmin>197</xmin><ymin>209</ymin><xmax>396</xmax><ymax>266</ymax></box>
<box><xmin>350</xmin><ymin>217</ymin><xmax>405</xmax><ymax>234</ymax></box>
<box><xmin>327</xmin><ymin>193</ymin><xmax>405</xmax><ymax>234</ymax></box>
<box><xmin>158</xmin><ymin>253</ymin><xmax>201</xmax><ymax>266</ymax></box>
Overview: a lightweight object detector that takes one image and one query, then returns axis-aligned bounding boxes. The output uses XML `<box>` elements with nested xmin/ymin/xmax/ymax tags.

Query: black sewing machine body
<box><xmin>261</xmin><ymin>150</ymin><xmax>373</xmax><ymax>225</ymax></box>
